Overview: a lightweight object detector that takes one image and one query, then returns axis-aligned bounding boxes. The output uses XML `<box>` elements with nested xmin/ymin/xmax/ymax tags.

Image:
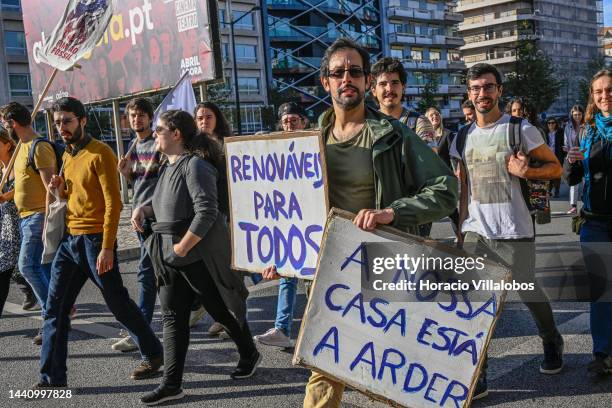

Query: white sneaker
<box><xmin>253</xmin><ymin>328</ymin><xmax>291</xmax><ymax>348</ymax></box>
<box><xmin>111</xmin><ymin>336</ymin><xmax>138</xmax><ymax>352</ymax></box>
<box><xmin>189</xmin><ymin>307</ymin><xmax>206</xmax><ymax>328</ymax></box>
<box><xmin>208</xmin><ymin>322</ymin><xmax>225</xmax><ymax>336</ymax></box>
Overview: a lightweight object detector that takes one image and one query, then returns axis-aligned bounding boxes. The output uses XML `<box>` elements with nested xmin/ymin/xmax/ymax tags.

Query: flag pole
<box><xmin>0</xmin><ymin>67</ymin><xmax>59</xmax><ymax>192</ymax></box>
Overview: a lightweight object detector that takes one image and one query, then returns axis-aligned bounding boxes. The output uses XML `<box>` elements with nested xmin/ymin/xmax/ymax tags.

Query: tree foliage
<box><xmin>417</xmin><ymin>73</ymin><xmax>439</xmax><ymax>113</ymax></box>
<box><xmin>503</xmin><ymin>39</ymin><xmax>562</xmax><ymax>115</ymax></box>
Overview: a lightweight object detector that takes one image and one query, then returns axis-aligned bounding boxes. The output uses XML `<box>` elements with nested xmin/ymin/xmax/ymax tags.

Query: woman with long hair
<box><xmin>565</xmin><ymin>69</ymin><xmax>612</xmax><ymax>380</ymax></box>
<box><xmin>194</xmin><ymin>102</ymin><xmax>232</xmax><ymax>143</ymax></box>
<box><xmin>0</xmin><ymin>129</ymin><xmax>20</xmax><ymax>317</ymax></box>
<box><xmin>134</xmin><ymin>110</ymin><xmax>260</xmax><ymax>405</ymax></box>
<box><xmin>564</xmin><ymin>104</ymin><xmax>586</xmax><ymax>214</ymax></box>
<box><xmin>425</xmin><ymin>106</ymin><xmax>450</xmax><ymax>148</ymax></box>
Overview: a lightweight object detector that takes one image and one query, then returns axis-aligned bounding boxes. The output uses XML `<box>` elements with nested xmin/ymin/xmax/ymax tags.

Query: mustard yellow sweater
<box><xmin>63</xmin><ymin>138</ymin><xmax>123</xmax><ymax>249</ymax></box>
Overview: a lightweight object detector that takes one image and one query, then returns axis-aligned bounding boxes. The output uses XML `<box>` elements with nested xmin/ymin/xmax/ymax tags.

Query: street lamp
<box><xmin>229</xmin><ymin>5</ymin><xmax>260</xmax><ymax>135</ymax></box>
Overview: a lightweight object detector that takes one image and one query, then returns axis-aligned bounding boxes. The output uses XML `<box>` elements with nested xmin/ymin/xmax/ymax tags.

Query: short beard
<box><xmin>475</xmin><ymin>97</ymin><xmax>498</xmax><ymax>114</ymax></box>
<box><xmin>333</xmin><ymin>86</ymin><xmax>363</xmax><ymax>111</ymax></box>
<box><xmin>7</xmin><ymin>127</ymin><xmax>18</xmax><ymax>144</ymax></box>
<box><xmin>63</xmin><ymin>125</ymin><xmax>84</xmax><ymax>145</ymax></box>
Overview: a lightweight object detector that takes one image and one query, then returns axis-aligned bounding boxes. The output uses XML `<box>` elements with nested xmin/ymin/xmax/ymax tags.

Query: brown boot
<box><xmin>130</xmin><ymin>355</ymin><xmax>163</xmax><ymax>380</ymax></box>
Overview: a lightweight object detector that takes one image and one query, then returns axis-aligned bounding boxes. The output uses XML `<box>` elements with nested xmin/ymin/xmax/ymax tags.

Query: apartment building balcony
<box><xmin>440</xmin><ymin>108</ymin><xmax>464</xmax><ymax>119</ymax></box>
<box><xmin>458</xmin><ymin>9</ymin><xmax>535</xmax><ymax>32</ymax></box>
<box><xmin>446</xmin><ymin>36</ymin><xmax>465</xmax><ymax>47</ymax></box>
<box><xmin>389</xmin><ymin>32</ymin><xmax>448</xmax><ymax>47</ymax></box>
<box><xmin>405</xmin><ymin>84</ymin><xmax>466</xmax><ymax>96</ymax></box>
<box><xmin>402</xmin><ymin>59</ymin><xmax>466</xmax><ymax>71</ymax></box>
<box><xmin>463</xmin><ymin>49</ymin><xmax>517</xmax><ymax>67</ymax></box>
<box><xmin>456</xmin><ymin>0</ymin><xmax>517</xmax><ymax>13</ymax></box>
<box><xmin>445</xmin><ymin>11</ymin><xmax>463</xmax><ymax>23</ymax></box>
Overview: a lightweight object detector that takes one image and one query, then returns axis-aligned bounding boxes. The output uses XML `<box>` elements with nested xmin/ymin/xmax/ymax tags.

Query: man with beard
<box><xmin>115</xmin><ymin>98</ymin><xmax>162</xmax><ymax>352</ymax></box>
<box><xmin>369</xmin><ymin>57</ymin><xmax>436</xmax><ymax>144</ymax></box>
<box><xmin>0</xmin><ymin>102</ymin><xmax>57</xmax><ymax>345</ymax></box>
<box><xmin>450</xmin><ymin>64</ymin><xmax>564</xmax><ymax>399</ymax></box>
<box><xmin>37</xmin><ymin>97</ymin><xmax>163</xmax><ymax>388</ymax></box>
<box><xmin>462</xmin><ymin>99</ymin><xmax>476</xmax><ymax>125</ymax></box>
<box><xmin>263</xmin><ymin>38</ymin><xmax>457</xmax><ymax>408</ymax></box>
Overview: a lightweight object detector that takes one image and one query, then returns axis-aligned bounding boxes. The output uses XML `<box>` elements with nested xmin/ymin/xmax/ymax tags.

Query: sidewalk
<box><xmin>116</xmin><ymin>207</ymin><xmax>140</xmax><ymax>261</ymax></box>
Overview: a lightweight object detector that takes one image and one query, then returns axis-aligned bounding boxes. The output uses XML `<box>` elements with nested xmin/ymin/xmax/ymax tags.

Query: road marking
<box><xmin>489</xmin><ymin>311</ymin><xmax>590</xmax><ymax>381</ymax></box>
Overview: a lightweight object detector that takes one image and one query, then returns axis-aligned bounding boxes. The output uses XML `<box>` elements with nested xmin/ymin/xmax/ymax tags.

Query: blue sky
<box><xmin>606</xmin><ymin>0</ymin><xmax>612</xmax><ymax>26</ymax></box>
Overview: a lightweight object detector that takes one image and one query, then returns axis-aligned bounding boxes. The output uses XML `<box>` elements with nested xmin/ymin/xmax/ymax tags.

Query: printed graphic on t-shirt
<box><xmin>465</xmin><ymin>142</ymin><xmax>511</xmax><ymax>204</ymax></box>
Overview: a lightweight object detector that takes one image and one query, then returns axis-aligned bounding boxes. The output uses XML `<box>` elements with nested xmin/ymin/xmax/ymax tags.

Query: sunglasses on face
<box><xmin>327</xmin><ymin>67</ymin><xmax>366</xmax><ymax>79</ymax></box>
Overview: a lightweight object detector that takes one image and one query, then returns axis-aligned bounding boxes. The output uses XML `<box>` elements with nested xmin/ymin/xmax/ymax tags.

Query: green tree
<box><xmin>503</xmin><ymin>39</ymin><xmax>562</xmax><ymax>114</ymax></box>
<box><xmin>417</xmin><ymin>73</ymin><xmax>439</xmax><ymax>113</ymax></box>
<box><xmin>577</xmin><ymin>54</ymin><xmax>607</xmax><ymax>108</ymax></box>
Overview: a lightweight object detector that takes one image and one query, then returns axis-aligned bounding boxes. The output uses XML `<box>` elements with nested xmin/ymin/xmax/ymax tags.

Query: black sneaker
<box><xmin>472</xmin><ymin>373</ymin><xmax>488</xmax><ymax>400</ymax></box>
<box><xmin>230</xmin><ymin>350</ymin><xmax>262</xmax><ymax>379</ymax></box>
<box><xmin>32</xmin><ymin>329</ymin><xmax>43</xmax><ymax>346</ymax></box>
<box><xmin>140</xmin><ymin>386</ymin><xmax>185</xmax><ymax>406</ymax></box>
<box><xmin>131</xmin><ymin>355</ymin><xmax>163</xmax><ymax>380</ymax></box>
<box><xmin>540</xmin><ymin>337</ymin><xmax>564</xmax><ymax>374</ymax></box>
<box><xmin>587</xmin><ymin>354</ymin><xmax>612</xmax><ymax>381</ymax></box>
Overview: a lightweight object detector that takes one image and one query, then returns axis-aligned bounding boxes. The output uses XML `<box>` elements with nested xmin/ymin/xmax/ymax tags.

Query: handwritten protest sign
<box><xmin>294</xmin><ymin>210</ymin><xmax>510</xmax><ymax>408</ymax></box>
<box><xmin>225</xmin><ymin>131</ymin><xmax>328</xmax><ymax>279</ymax></box>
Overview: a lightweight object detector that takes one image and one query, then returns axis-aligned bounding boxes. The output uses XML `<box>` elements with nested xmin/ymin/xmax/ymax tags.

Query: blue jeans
<box><xmin>136</xmin><ymin>221</ymin><xmax>156</xmax><ymax>324</ymax></box>
<box><xmin>275</xmin><ymin>277</ymin><xmax>298</xmax><ymax>337</ymax></box>
<box><xmin>18</xmin><ymin>212</ymin><xmax>51</xmax><ymax>316</ymax></box>
<box><xmin>580</xmin><ymin>218</ymin><xmax>612</xmax><ymax>356</ymax></box>
<box><xmin>40</xmin><ymin>233</ymin><xmax>163</xmax><ymax>385</ymax></box>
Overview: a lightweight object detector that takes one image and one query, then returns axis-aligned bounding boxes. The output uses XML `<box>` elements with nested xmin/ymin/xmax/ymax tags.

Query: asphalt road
<box><xmin>0</xmin><ymin>191</ymin><xmax>610</xmax><ymax>407</ymax></box>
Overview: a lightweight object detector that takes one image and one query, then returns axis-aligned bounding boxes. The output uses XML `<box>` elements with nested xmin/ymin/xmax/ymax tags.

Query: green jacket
<box><xmin>318</xmin><ymin>106</ymin><xmax>458</xmax><ymax>235</ymax></box>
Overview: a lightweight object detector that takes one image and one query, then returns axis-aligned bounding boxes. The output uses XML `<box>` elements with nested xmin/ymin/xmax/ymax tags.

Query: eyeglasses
<box><xmin>467</xmin><ymin>83</ymin><xmax>499</xmax><ymax>94</ymax></box>
<box><xmin>327</xmin><ymin>67</ymin><xmax>366</xmax><ymax>79</ymax></box>
<box><xmin>53</xmin><ymin>117</ymin><xmax>78</xmax><ymax>127</ymax></box>
<box><xmin>282</xmin><ymin>118</ymin><xmax>301</xmax><ymax>125</ymax></box>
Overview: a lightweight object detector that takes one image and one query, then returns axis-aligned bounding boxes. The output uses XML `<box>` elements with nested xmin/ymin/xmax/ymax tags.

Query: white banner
<box><xmin>224</xmin><ymin>132</ymin><xmax>328</xmax><ymax>279</ymax></box>
<box><xmin>152</xmin><ymin>73</ymin><xmax>197</xmax><ymax>126</ymax></box>
<box><xmin>36</xmin><ymin>0</ymin><xmax>115</xmax><ymax>71</ymax></box>
<box><xmin>294</xmin><ymin>210</ymin><xmax>510</xmax><ymax>408</ymax></box>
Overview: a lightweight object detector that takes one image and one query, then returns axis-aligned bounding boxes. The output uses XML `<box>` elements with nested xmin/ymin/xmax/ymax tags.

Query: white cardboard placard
<box><xmin>225</xmin><ymin>131</ymin><xmax>328</xmax><ymax>280</ymax></box>
<box><xmin>294</xmin><ymin>210</ymin><xmax>509</xmax><ymax>408</ymax></box>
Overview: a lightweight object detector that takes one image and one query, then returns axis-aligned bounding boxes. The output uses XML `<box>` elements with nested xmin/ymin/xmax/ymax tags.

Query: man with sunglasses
<box><xmin>450</xmin><ymin>64</ymin><xmax>564</xmax><ymax>399</ymax></box>
<box><xmin>264</xmin><ymin>38</ymin><xmax>457</xmax><ymax>408</ymax></box>
<box><xmin>36</xmin><ymin>97</ymin><xmax>163</xmax><ymax>388</ymax></box>
<box><xmin>0</xmin><ymin>102</ymin><xmax>57</xmax><ymax>345</ymax></box>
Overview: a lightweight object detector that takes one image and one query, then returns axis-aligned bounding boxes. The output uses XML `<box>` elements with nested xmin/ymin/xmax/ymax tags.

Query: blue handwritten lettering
<box><xmin>350</xmin><ymin>342</ymin><xmax>376</xmax><ymax>379</ymax></box>
<box><xmin>313</xmin><ymin>326</ymin><xmax>339</xmax><ymax>363</ymax></box>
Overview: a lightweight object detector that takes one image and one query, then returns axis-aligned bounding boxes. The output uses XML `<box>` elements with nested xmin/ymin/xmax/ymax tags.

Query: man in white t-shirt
<box><xmin>451</xmin><ymin>63</ymin><xmax>564</xmax><ymax>400</ymax></box>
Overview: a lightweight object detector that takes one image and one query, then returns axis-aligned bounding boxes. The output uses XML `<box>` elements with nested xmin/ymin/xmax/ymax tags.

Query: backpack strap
<box><xmin>507</xmin><ymin>116</ymin><xmax>534</xmax><ymax>212</ymax></box>
<box><xmin>454</xmin><ymin>122</ymin><xmax>471</xmax><ymax>160</ymax></box>
<box><xmin>27</xmin><ymin>137</ymin><xmax>50</xmax><ymax>174</ymax></box>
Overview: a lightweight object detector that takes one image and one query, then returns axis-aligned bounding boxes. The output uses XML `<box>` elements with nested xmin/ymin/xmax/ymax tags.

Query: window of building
<box><xmin>240</xmin><ymin>105</ymin><xmax>263</xmax><ymax>134</ymax></box>
<box><xmin>238</xmin><ymin>77</ymin><xmax>260</xmax><ymax>95</ymax></box>
<box><xmin>429</xmin><ymin>49</ymin><xmax>441</xmax><ymax>61</ymax></box>
<box><xmin>9</xmin><ymin>73</ymin><xmax>31</xmax><ymax>97</ymax></box>
<box><xmin>390</xmin><ymin>48</ymin><xmax>403</xmax><ymax>59</ymax></box>
<box><xmin>411</xmin><ymin>48</ymin><xmax>423</xmax><ymax>61</ymax></box>
<box><xmin>4</xmin><ymin>31</ymin><xmax>26</xmax><ymax>55</ymax></box>
<box><xmin>221</xmin><ymin>43</ymin><xmax>230</xmax><ymax>62</ymax></box>
<box><xmin>1</xmin><ymin>0</ymin><xmax>20</xmax><ymax>11</ymax></box>
<box><xmin>235</xmin><ymin>44</ymin><xmax>257</xmax><ymax>63</ymax></box>
<box><xmin>233</xmin><ymin>10</ymin><xmax>255</xmax><ymax>30</ymax></box>
<box><xmin>218</xmin><ymin>9</ymin><xmax>227</xmax><ymax>26</ymax></box>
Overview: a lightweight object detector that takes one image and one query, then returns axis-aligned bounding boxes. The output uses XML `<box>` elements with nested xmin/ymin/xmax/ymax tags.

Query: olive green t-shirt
<box><xmin>325</xmin><ymin>124</ymin><xmax>375</xmax><ymax>213</ymax></box>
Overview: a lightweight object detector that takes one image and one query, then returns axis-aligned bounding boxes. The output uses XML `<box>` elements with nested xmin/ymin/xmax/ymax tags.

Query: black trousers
<box><xmin>158</xmin><ymin>260</ymin><xmax>256</xmax><ymax>389</ymax></box>
<box><xmin>0</xmin><ymin>271</ymin><xmax>12</xmax><ymax>318</ymax></box>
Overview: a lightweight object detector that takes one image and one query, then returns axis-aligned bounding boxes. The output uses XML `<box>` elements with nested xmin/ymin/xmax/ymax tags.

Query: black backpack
<box><xmin>27</xmin><ymin>138</ymin><xmax>65</xmax><ymax>174</ymax></box>
<box><xmin>454</xmin><ymin>116</ymin><xmax>550</xmax><ymax>219</ymax></box>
